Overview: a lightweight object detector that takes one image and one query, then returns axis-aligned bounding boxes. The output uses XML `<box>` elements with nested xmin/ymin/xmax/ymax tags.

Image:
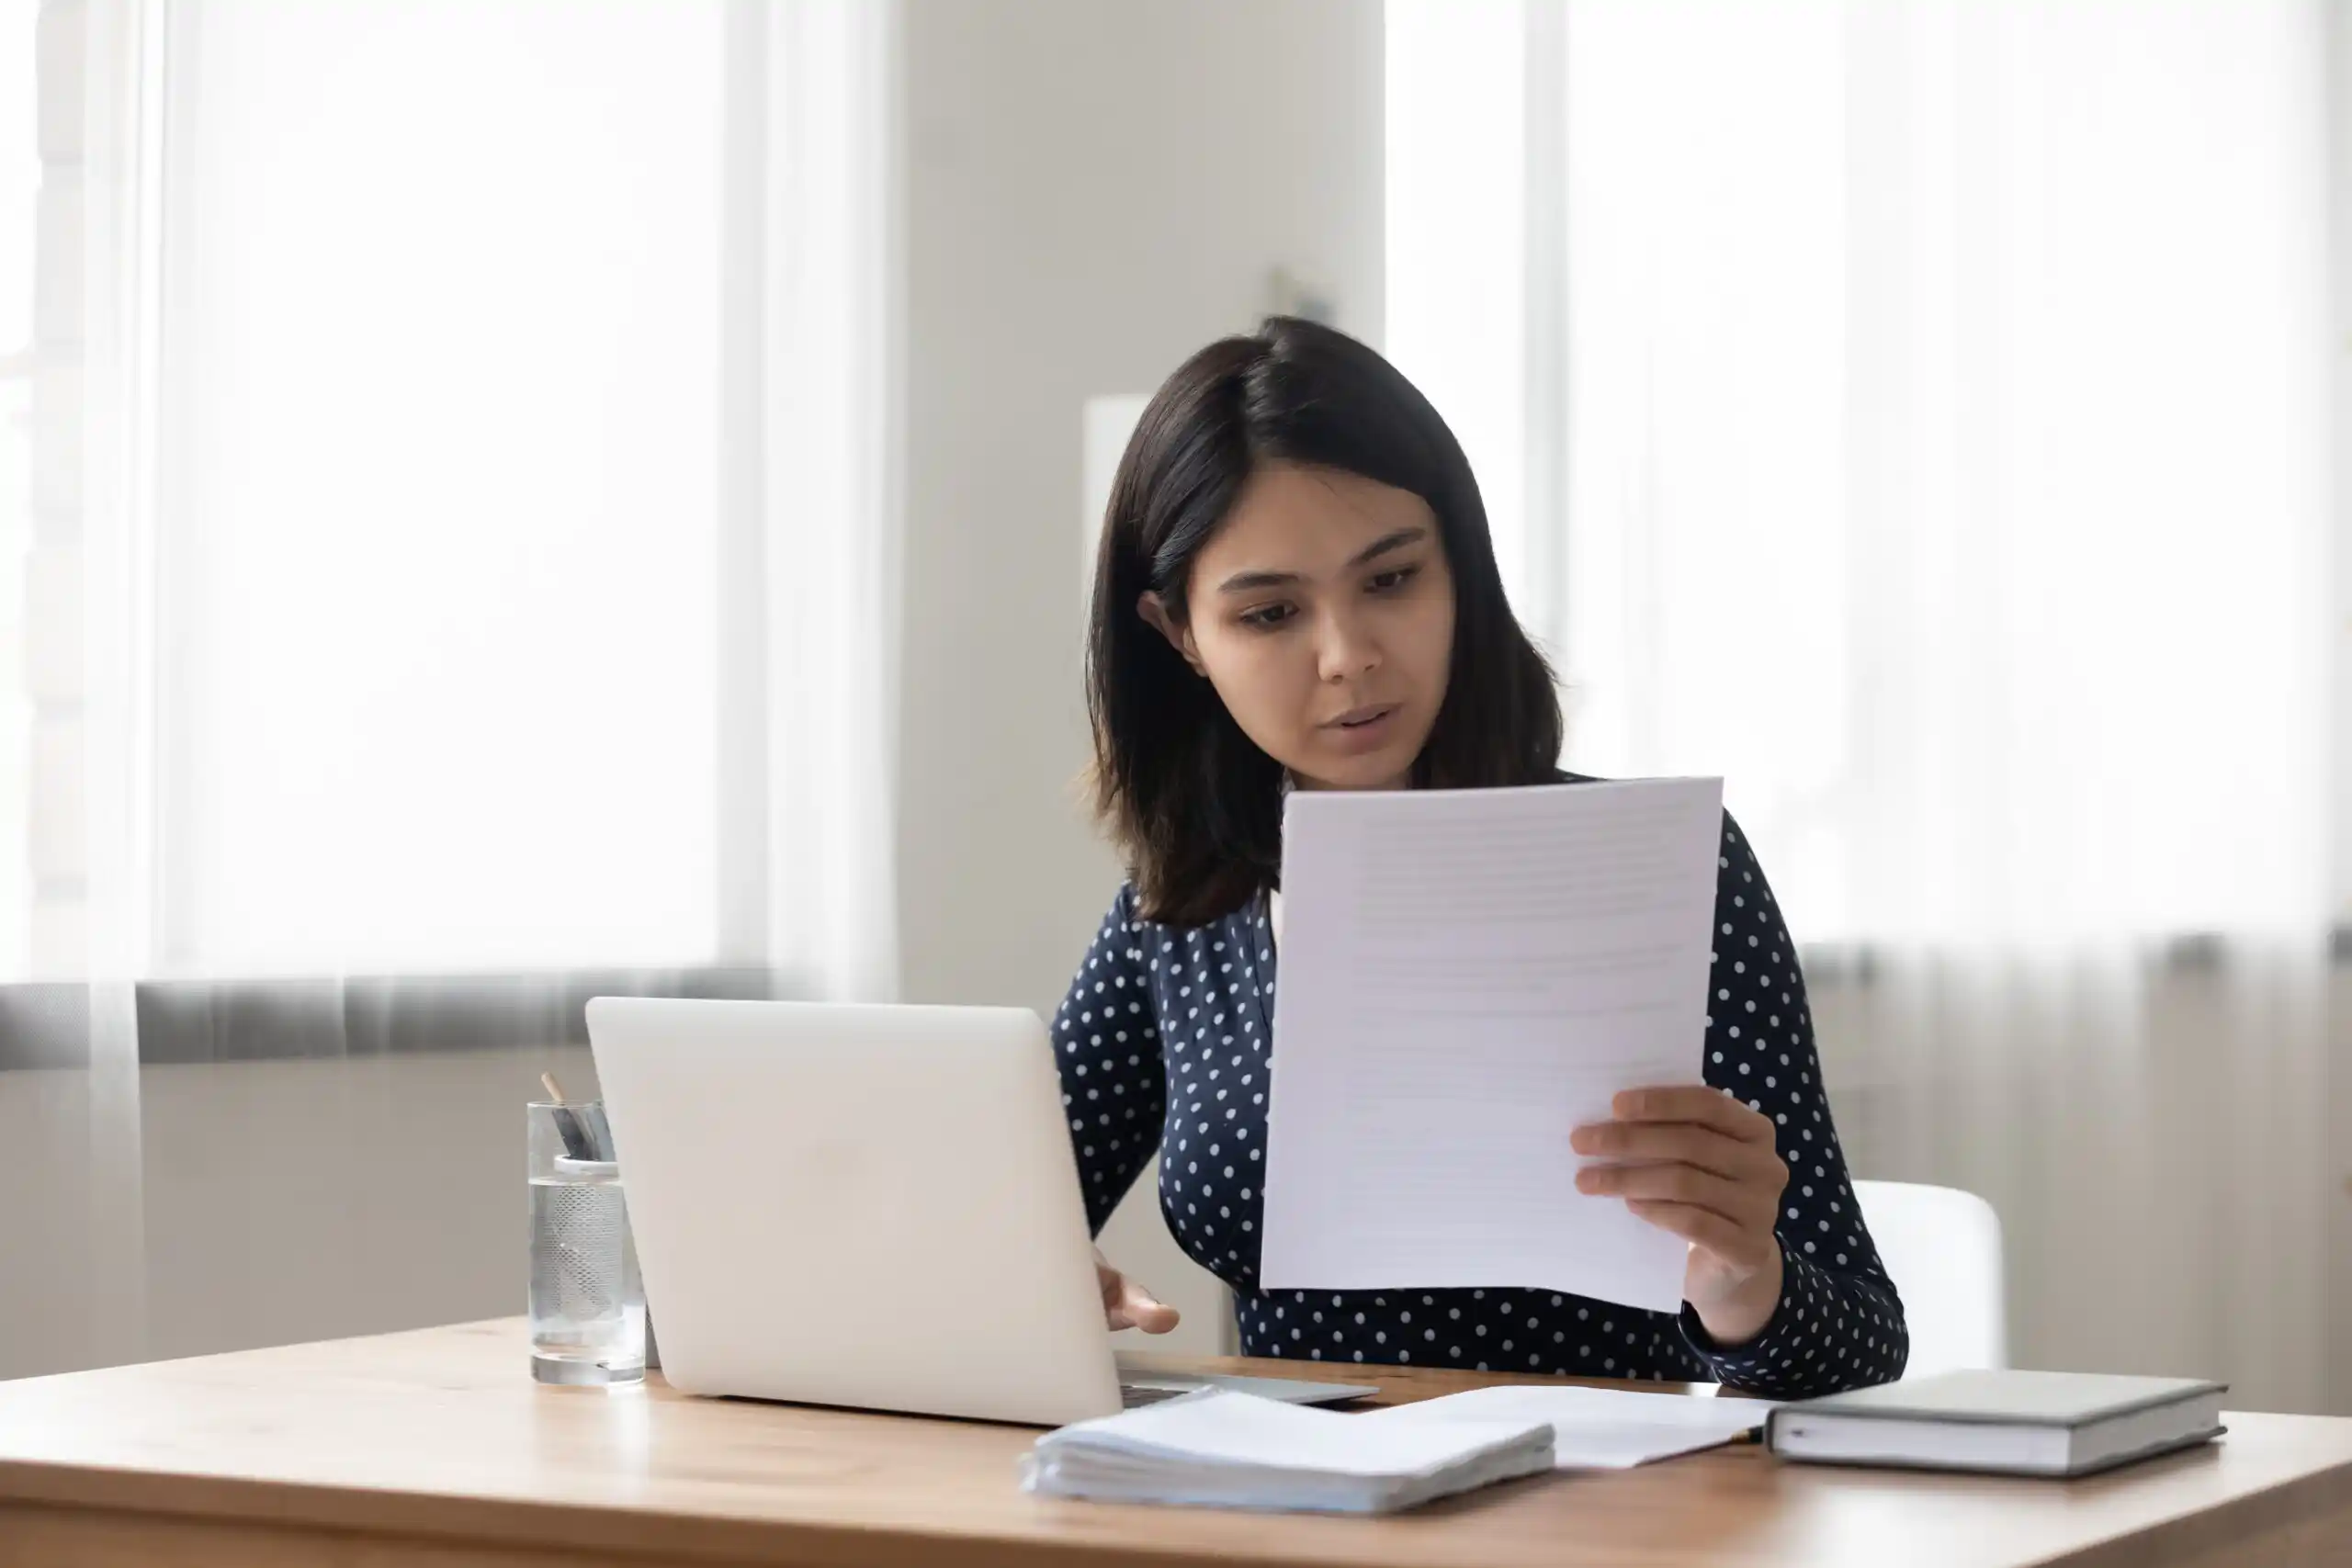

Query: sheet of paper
<box><xmin>1259</xmin><ymin>778</ymin><xmax>1724</xmax><ymax>1313</ymax></box>
<box><xmin>1366</xmin><ymin>1383</ymin><xmax>1775</xmax><ymax>1470</ymax></box>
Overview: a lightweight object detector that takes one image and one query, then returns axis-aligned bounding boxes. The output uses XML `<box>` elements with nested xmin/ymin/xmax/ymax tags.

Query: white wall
<box><xmin>0</xmin><ymin>1046</ymin><xmax>597</xmax><ymax>1381</ymax></box>
<box><xmin>894</xmin><ymin>0</ymin><xmax>1385</xmax><ymax>1352</ymax></box>
<box><xmin>895</xmin><ymin>0</ymin><xmax>1384</xmax><ymax>1009</ymax></box>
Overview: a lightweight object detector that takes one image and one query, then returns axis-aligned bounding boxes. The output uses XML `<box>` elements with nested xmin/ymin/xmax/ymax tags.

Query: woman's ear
<box><xmin>1137</xmin><ymin>592</ymin><xmax>1206</xmax><ymax>676</ymax></box>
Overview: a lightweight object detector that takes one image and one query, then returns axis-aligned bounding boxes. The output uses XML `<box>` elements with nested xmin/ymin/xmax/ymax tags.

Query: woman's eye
<box><xmin>1239</xmin><ymin>603</ymin><xmax>1297</xmax><ymax>630</ymax></box>
<box><xmin>1368</xmin><ymin>564</ymin><xmax>1420</xmax><ymax>593</ymax></box>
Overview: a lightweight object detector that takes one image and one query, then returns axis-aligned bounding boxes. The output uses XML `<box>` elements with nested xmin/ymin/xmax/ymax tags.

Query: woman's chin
<box><xmin>1293</xmin><ymin>745</ymin><xmax>1419</xmax><ymax>793</ymax></box>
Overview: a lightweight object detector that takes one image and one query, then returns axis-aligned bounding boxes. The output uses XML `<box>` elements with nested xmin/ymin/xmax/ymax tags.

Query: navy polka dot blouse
<box><xmin>1052</xmin><ymin>803</ymin><xmax>1908</xmax><ymax>1397</ymax></box>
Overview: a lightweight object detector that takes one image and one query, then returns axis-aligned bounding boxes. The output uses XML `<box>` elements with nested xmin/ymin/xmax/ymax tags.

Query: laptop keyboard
<box><xmin>1118</xmin><ymin>1382</ymin><xmax>1198</xmax><ymax>1409</ymax></box>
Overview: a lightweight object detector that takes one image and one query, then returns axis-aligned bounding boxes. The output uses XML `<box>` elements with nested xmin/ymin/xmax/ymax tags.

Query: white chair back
<box><xmin>1851</xmin><ymin>1179</ymin><xmax>2007</xmax><ymax>1376</ymax></box>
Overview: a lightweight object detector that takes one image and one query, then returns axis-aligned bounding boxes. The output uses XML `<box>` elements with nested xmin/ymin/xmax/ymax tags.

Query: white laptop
<box><xmin>583</xmin><ymin>997</ymin><xmax>1374</xmax><ymax>1426</ymax></box>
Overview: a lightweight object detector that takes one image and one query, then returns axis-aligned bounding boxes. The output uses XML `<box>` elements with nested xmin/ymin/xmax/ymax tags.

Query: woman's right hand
<box><xmin>1095</xmin><ymin>1247</ymin><xmax>1180</xmax><ymax>1334</ymax></box>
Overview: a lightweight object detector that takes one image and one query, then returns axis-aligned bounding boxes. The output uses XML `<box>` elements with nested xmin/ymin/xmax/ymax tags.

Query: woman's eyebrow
<box><xmin>1348</xmin><ymin>526</ymin><xmax>1429</xmax><ymax>567</ymax></box>
<box><xmin>1216</xmin><ymin>526</ymin><xmax>1430</xmax><ymax>595</ymax></box>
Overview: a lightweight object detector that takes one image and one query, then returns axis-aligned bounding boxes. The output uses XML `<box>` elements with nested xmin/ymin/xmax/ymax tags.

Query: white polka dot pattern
<box><xmin>1049</xmin><ymin>806</ymin><xmax>1908</xmax><ymax>1397</ymax></box>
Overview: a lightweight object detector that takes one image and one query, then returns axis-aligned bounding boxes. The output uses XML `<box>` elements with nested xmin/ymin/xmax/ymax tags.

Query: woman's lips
<box><xmin>1320</xmin><ymin>703</ymin><xmax>1401</xmax><ymax>750</ymax></box>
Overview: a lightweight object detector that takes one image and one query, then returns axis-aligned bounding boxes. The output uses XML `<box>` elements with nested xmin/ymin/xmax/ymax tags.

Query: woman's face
<box><xmin>1143</xmin><ymin>461</ymin><xmax>1455</xmax><ymax>792</ymax></box>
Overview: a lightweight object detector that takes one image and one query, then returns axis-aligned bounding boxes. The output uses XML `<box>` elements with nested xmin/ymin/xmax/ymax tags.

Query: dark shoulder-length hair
<box><xmin>1088</xmin><ymin>316</ymin><xmax>1561</xmax><ymax>926</ymax></box>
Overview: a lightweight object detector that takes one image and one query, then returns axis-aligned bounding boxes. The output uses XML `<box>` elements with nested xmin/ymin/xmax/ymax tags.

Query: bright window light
<box><xmin>166</xmin><ymin>2</ymin><xmax>726</xmax><ymax>975</ymax></box>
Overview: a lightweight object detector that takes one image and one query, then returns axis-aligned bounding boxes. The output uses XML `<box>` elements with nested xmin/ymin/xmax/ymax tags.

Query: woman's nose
<box><xmin>1315</xmin><ymin>607</ymin><xmax>1381</xmax><ymax>682</ymax></box>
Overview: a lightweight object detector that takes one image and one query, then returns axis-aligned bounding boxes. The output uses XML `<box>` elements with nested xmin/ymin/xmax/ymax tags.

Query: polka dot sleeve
<box><xmin>1050</xmin><ymin>885</ymin><xmax>1167</xmax><ymax>1236</ymax></box>
<box><xmin>1679</xmin><ymin>812</ymin><xmax>1910</xmax><ymax>1396</ymax></box>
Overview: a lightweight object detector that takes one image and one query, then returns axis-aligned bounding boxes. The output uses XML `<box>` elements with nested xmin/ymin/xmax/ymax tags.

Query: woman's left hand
<box><xmin>1570</xmin><ymin>1086</ymin><xmax>1789</xmax><ymax>1346</ymax></box>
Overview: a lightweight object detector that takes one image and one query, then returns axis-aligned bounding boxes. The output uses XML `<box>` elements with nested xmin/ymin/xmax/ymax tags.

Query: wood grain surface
<box><xmin>0</xmin><ymin>1320</ymin><xmax>2346</xmax><ymax>1568</ymax></box>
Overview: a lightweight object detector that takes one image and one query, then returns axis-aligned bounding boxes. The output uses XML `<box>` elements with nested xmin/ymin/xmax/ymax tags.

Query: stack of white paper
<box><xmin>1018</xmin><ymin>1390</ymin><xmax>1554</xmax><ymax>1514</ymax></box>
<box><xmin>1366</xmin><ymin>1383</ymin><xmax>1776</xmax><ymax>1470</ymax></box>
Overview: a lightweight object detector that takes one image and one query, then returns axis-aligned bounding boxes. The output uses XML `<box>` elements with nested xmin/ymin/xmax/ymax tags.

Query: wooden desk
<box><xmin>0</xmin><ymin>1321</ymin><xmax>2346</xmax><ymax>1568</ymax></box>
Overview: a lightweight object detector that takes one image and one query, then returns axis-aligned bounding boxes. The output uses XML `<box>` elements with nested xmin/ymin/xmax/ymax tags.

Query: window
<box><xmin>21</xmin><ymin>2</ymin><xmax>739</xmax><ymax>983</ymax></box>
<box><xmin>1388</xmin><ymin>1</ymin><xmax>2332</xmax><ymax>947</ymax></box>
<box><xmin>0</xmin><ymin>0</ymin><xmax>45</xmax><ymax>977</ymax></box>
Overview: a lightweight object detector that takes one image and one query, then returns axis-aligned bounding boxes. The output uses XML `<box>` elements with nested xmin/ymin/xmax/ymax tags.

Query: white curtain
<box><xmin>754</xmin><ymin>0</ymin><xmax>902</xmax><ymax>1005</ymax></box>
<box><xmin>20</xmin><ymin>0</ymin><xmax>897</xmax><ymax>1373</ymax></box>
<box><xmin>1390</xmin><ymin>0</ymin><xmax>2339</xmax><ymax>1411</ymax></box>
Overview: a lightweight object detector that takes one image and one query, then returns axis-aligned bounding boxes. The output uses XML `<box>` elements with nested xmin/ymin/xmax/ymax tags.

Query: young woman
<box><xmin>1058</xmin><ymin>317</ymin><xmax>1905</xmax><ymax>1396</ymax></box>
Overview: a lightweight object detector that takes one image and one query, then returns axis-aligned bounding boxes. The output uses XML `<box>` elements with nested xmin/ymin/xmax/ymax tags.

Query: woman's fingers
<box><xmin>1610</xmin><ymin>1085</ymin><xmax>1777</xmax><ymax>1143</ymax></box>
<box><xmin>1577</xmin><ymin>1158</ymin><xmax>1773</xmax><ymax>1228</ymax></box>
<box><xmin>1097</xmin><ymin>1251</ymin><xmax>1181</xmax><ymax>1334</ymax></box>
<box><xmin>1623</xmin><ymin>1199</ymin><xmax>1779</xmax><ymax>1271</ymax></box>
<box><xmin>1105</xmin><ymin>1279</ymin><xmax>1170</xmax><ymax>1335</ymax></box>
<box><xmin>1118</xmin><ymin>1276</ymin><xmax>1181</xmax><ymax>1334</ymax></box>
<box><xmin>1571</xmin><ymin>1086</ymin><xmax>1791</xmax><ymax>1283</ymax></box>
<box><xmin>1570</xmin><ymin>1086</ymin><xmax>1790</xmax><ymax>1215</ymax></box>
<box><xmin>1568</xmin><ymin>1120</ymin><xmax>1770</xmax><ymax>1181</ymax></box>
